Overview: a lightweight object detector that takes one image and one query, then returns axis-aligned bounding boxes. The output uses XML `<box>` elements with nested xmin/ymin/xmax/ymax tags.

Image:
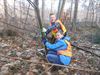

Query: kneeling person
<box><xmin>43</xmin><ymin>30</ymin><xmax>72</xmax><ymax>65</ymax></box>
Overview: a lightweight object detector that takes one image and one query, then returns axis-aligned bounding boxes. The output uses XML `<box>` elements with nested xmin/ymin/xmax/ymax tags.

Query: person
<box><xmin>46</xmin><ymin>13</ymin><xmax>67</xmax><ymax>40</ymax></box>
<box><xmin>42</xmin><ymin>30</ymin><xmax>72</xmax><ymax>65</ymax></box>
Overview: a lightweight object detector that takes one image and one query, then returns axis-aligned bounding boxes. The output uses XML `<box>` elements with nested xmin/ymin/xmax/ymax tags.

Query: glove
<box><xmin>46</xmin><ymin>23</ymin><xmax>59</xmax><ymax>35</ymax></box>
<box><xmin>42</xmin><ymin>37</ymin><xmax>47</xmax><ymax>44</ymax></box>
<box><xmin>55</xmin><ymin>23</ymin><xmax>60</xmax><ymax>28</ymax></box>
<box><xmin>46</xmin><ymin>25</ymin><xmax>55</xmax><ymax>35</ymax></box>
<box><xmin>46</xmin><ymin>29</ymin><xmax>50</xmax><ymax>35</ymax></box>
<box><xmin>48</xmin><ymin>26</ymin><xmax>51</xmax><ymax>30</ymax></box>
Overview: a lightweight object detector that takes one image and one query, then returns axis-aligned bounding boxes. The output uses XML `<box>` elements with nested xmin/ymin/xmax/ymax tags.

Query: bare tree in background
<box><xmin>42</xmin><ymin>0</ymin><xmax>45</xmax><ymax>25</ymax></box>
<box><xmin>24</xmin><ymin>4</ymin><xmax>30</xmax><ymax>27</ymax></box>
<box><xmin>85</xmin><ymin>0</ymin><xmax>90</xmax><ymax>26</ymax></box>
<box><xmin>91</xmin><ymin>0</ymin><xmax>95</xmax><ymax>27</ymax></box>
<box><xmin>14</xmin><ymin>0</ymin><xmax>16</xmax><ymax>17</ymax></box>
<box><xmin>34</xmin><ymin>0</ymin><xmax>43</xmax><ymax>33</ymax></box>
<box><xmin>57</xmin><ymin>0</ymin><xmax>66</xmax><ymax>19</ymax></box>
<box><xmin>20</xmin><ymin>0</ymin><xmax>22</xmax><ymax>27</ymax></box>
<box><xmin>70</xmin><ymin>0</ymin><xmax>73</xmax><ymax>23</ymax></box>
<box><xmin>85</xmin><ymin>0</ymin><xmax>95</xmax><ymax>27</ymax></box>
<box><xmin>51</xmin><ymin>0</ymin><xmax>53</xmax><ymax>13</ymax></box>
<box><xmin>95</xmin><ymin>2</ymin><xmax>100</xmax><ymax>28</ymax></box>
<box><xmin>72</xmin><ymin>0</ymin><xmax>79</xmax><ymax>31</ymax></box>
<box><xmin>3</xmin><ymin>0</ymin><xmax>8</xmax><ymax>34</ymax></box>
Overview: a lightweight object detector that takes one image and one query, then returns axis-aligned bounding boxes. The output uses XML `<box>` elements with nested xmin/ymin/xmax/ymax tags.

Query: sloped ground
<box><xmin>0</xmin><ymin>29</ymin><xmax>100</xmax><ymax>75</ymax></box>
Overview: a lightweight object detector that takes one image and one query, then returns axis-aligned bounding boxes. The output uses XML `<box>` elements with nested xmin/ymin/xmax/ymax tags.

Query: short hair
<box><xmin>49</xmin><ymin>13</ymin><xmax>55</xmax><ymax>16</ymax></box>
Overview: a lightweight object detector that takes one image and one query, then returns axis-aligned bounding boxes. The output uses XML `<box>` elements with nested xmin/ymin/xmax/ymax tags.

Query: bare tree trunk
<box><xmin>85</xmin><ymin>0</ymin><xmax>91</xmax><ymax>26</ymax></box>
<box><xmin>24</xmin><ymin>4</ymin><xmax>30</xmax><ymax>27</ymax></box>
<box><xmin>34</xmin><ymin>0</ymin><xmax>43</xmax><ymax>33</ymax></box>
<box><xmin>27</xmin><ymin>0</ymin><xmax>43</xmax><ymax>33</ymax></box>
<box><xmin>13</xmin><ymin>0</ymin><xmax>17</xmax><ymax>26</ymax></box>
<box><xmin>14</xmin><ymin>0</ymin><xmax>15</xmax><ymax>16</ymax></box>
<box><xmin>95</xmin><ymin>13</ymin><xmax>97</xmax><ymax>24</ymax></box>
<box><xmin>70</xmin><ymin>0</ymin><xmax>73</xmax><ymax>23</ymax></box>
<box><xmin>59</xmin><ymin>0</ymin><xmax>66</xmax><ymax>18</ymax></box>
<box><xmin>51</xmin><ymin>0</ymin><xmax>53</xmax><ymax>13</ymax></box>
<box><xmin>21</xmin><ymin>1</ymin><xmax>26</xmax><ymax>28</ymax></box>
<box><xmin>72</xmin><ymin>0</ymin><xmax>79</xmax><ymax>31</ymax></box>
<box><xmin>57</xmin><ymin>0</ymin><xmax>66</xmax><ymax>19</ymax></box>
<box><xmin>85</xmin><ymin>0</ymin><xmax>95</xmax><ymax>27</ymax></box>
<box><xmin>85</xmin><ymin>5</ymin><xmax>88</xmax><ymax>26</ymax></box>
<box><xmin>91</xmin><ymin>0</ymin><xmax>95</xmax><ymax>27</ymax></box>
<box><xmin>20</xmin><ymin>0</ymin><xmax>22</xmax><ymax>27</ymax></box>
<box><xmin>95</xmin><ymin>3</ymin><xmax>100</xmax><ymax>28</ymax></box>
<box><xmin>42</xmin><ymin>0</ymin><xmax>45</xmax><ymax>25</ymax></box>
<box><xmin>57</xmin><ymin>0</ymin><xmax>61</xmax><ymax>18</ymax></box>
<box><xmin>3</xmin><ymin>0</ymin><xmax>8</xmax><ymax>34</ymax></box>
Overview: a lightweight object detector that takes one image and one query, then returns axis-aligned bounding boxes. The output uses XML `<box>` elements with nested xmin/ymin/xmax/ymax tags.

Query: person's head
<box><xmin>55</xmin><ymin>30</ymin><xmax>64</xmax><ymax>40</ymax></box>
<box><xmin>50</xmin><ymin>13</ymin><xmax>56</xmax><ymax>22</ymax></box>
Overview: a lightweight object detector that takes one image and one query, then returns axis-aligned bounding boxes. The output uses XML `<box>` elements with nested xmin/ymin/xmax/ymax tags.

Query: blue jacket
<box><xmin>45</xmin><ymin>39</ymin><xmax>67</xmax><ymax>51</ymax></box>
<box><xmin>45</xmin><ymin>36</ymin><xmax>71</xmax><ymax>65</ymax></box>
<box><xmin>45</xmin><ymin>35</ymin><xmax>71</xmax><ymax>51</ymax></box>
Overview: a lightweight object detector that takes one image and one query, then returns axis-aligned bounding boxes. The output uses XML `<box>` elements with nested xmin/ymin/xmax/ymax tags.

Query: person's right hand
<box><xmin>48</xmin><ymin>26</ymin><xmax>53</xmax><ymax>30</ymax></box>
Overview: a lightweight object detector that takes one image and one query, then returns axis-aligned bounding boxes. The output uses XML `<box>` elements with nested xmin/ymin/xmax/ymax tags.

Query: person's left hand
<box><xmin>48</xmin><ymin>26</ymin><xmax>52</xmax><ymax>30</ymax></box>
<box><xmin>55</xmin><ymin>23</ymin><xmax>60</xmax><ymax>28</ymax></box>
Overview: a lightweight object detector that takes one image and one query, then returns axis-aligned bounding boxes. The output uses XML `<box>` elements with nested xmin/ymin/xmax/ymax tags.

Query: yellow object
<box><xmin>57</xmin><ymin>40</ymin><xmax>72</xmax><ymax>57</ymax></box>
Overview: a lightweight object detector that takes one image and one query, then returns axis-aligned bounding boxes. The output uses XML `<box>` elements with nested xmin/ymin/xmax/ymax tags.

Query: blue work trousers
<box><xmin>46</xmin><ymin>51</ymin><xmax>71</xmax><ymax>65</ymax></box>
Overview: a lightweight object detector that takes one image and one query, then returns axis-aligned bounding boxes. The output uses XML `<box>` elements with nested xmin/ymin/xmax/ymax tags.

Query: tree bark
<box><xmin>72</xmin><ymin>0</ymin><xmax>79</xmax><ymax>31</ymax></box>
<box><xmin>14</xmin><ymin>0</ymin><xmax>16</xmax><ymax>17</ymax></box>
<box><xmin>57</xmin><ymin>0</ymin><xmax>66</xmax><ymax>19</ymax></box>
<box><xmin>42</xmin><ymin>0</ymin><xmax>45</xmax><ymax>25</ymax></box>
<box><xmin>70</xmin><ymin>0</ymin><xmax>73</xmax><ymax>23</ymax></box>
<box><xmin>3</xmin><ymin>0</ymin><xmax>8</xmax><ymax>35</ymax></box>
<box><xmin>20</xmin><ymin>0</ymin><xmax>22</xmax><ymax>27</ymax></box>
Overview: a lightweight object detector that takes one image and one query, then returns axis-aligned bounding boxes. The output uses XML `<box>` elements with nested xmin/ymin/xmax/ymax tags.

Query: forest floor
<box><xmin>0</xmin><ymin>27</ymin><xmax>100</xmax><ymax>75</ymax></box>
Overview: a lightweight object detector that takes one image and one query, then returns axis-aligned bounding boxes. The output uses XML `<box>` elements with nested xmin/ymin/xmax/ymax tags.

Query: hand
<box><xmin>46</xmin><ymin>29</ymin><xmax>50</xmax><ymax>35</ymax></box>
<box><xmin>46</xmin><ymin>25</ymin><xmax>55</xmax><ymax>35</ymax></box>
<box><xmin>55</xmin><ymin>23</ymin><xmax>60</xmax><ymax>28</ymax></box>
<box><xmin>48</xmin><ymin>24</ymin><xmax>56</xmax><ymax>30</ymax></box>
<box><xmin>48</xmin><ymin>26</ymin><xmax>52</xmax><ymax>30</ymax></box>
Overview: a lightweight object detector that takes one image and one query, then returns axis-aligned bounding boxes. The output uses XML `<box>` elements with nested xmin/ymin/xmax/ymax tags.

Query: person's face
<box><xmin>50</xmin><ymin>15</ymin><xmax>56</xmax><ymax>22</ymax></box>
<box><xmin>55</xmin><ymin>33</ymin><xmax>63</xmax><ymax>40</ymax></box>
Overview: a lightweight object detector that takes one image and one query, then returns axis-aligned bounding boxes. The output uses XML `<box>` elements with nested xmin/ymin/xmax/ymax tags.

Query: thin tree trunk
<box><xmin>91</xmin><ymin>0</ymin><xmax>95</xmax><ymax>27</ymax></box>
<box><xmin>51</xmin><ymin>0</ymin><xmax>53</xmax><ymax>13</ymax></box>
<box><xmin>42</xmin><ymin>0</ymin><xmax>45</xmax><ymax>25</ymax></box>
<box><xmin>72</xmin><ymin>0</ymin><xmax>79</xmax><ymax>31</ymax></box>
<box><xmin>70</xmin><ymin>0</ymin><xmax>73</xmax><ymax>23</ymax></box>
<box><xmin>20</xmin><ymin>0</ymin><xmax>22</xmax><ymax>27</ymax></box>
<box><xmin>14</xmin><ymin>0</ymin><xmax>16</xmax><ymax>16</ymax></box>
<box><xmin>24</xmin><ymin>4</ymin><xmax>30</xmax><ymax>27</ymax></box>
<box><xmin>57</xmin><ymin>0</ymin><xmax>66</xmax><ymax>19</ymax></box>
<box><xmin>3</xmin><ymin>0</ymin><xmax>8</xmax><ymax>34</ymax></box>
<box><xmin>57</xmin><ymin>0</ymin><xmax>62</xmax><ymax>18</ymax></box>
<box><xmin>85</xmin><ymin>0</ymin><xmax>91</xmax><ymax>26</ymax></box>
<box><xmin>34</xmin><ymin>0</ymin><xmax>43</xmax><ymax>35</ymax></box>
<box><xmin>59</xmin><ymin>0</ymin><xmax>66</xmax><ymax>18</ymax></box>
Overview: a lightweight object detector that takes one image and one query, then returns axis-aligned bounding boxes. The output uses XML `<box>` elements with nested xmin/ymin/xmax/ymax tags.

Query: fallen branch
<box><xmin>31</xmin><ymin>62</ymin><xmax>100</xmax><ymax>73</ymax></box>
<box><xmin>71</xmin><ymin>44</ymin><xmax>100</xmax><ymax>58</ymax></box>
